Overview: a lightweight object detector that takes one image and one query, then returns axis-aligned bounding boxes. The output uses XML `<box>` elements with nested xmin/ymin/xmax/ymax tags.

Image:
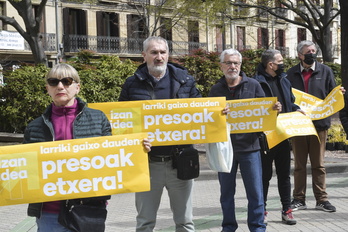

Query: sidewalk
<box><xmin>2</xmin><ymin>150</ymin><xmax>348</xmax><ymax>232</ymax></box>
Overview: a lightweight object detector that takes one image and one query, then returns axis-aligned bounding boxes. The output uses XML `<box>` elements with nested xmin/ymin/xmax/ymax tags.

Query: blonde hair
<box><xmin>46</xmin><ymin>63</ymin><xmax>80</xmax><ymax>83</ymax></box>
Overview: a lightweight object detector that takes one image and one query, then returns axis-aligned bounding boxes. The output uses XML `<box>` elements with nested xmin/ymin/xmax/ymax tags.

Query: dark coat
<box><xmin>253</xmin><ymin>64</ymin><xmax>300</xmax><ymax>113</ymax></box>
<box><xmin>118</xmin><ymin>62</ymin><xmax>201</xmax><ymax>101</ymax></box>
<box><xmin>209</xmin><ymin>72</ymin><xmax>265</xmax><ymax>153</ymax></box>
<box><xmin>286</xmin><ymin>61</ymin><xmax>336</xmax><ymax>130</ymax></box>
<box><xmin>24</xmin><ymin>98</ymin><xmax>112</xmax><ymax>218</ymax></box>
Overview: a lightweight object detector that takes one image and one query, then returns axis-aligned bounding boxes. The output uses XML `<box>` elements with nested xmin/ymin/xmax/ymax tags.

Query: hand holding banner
<box><xmin>0</xmin><ymin>133</ymin><xmax>150</xmax><ymax>206</ymax></box>
<box><xmin>89</xmin><ymin>97</ymin><xmax>228</xmax><ymax>145</ymax></box>
<box><xmin>292</xmin><ymin>85</ymin><xmax>344</xmax><ymax>120</ymax></box>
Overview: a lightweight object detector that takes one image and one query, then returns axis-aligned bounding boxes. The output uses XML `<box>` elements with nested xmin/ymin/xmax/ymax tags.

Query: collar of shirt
<box><xmin>300</xmin><ymin>62</ymin><xmax>316</xmax><ymax>73</ymax></box>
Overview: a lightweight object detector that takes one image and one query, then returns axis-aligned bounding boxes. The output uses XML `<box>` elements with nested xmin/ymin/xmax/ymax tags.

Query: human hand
<box><xmin>272</xmin><ymin>101</ymin><xmax>282</xmax><ymax>113</ymax></box>
<box><xmin>296</xmin><ymin>109</ymin><xmax>306</xmax><ymax>115</ymax></box>
<box><xmin>143</xmin><ymin>138</ymin><xmax>152</xmax><ymax>152</ymax></box>
<box><xmin>222</xmin><ymin>105</ymin><xmax>230</xmax><ymax>114</ymax></box>
<box><xmin>340</xmin><ymin>86</ymin><xmax>346</xmax><ymax>94</ymax></box>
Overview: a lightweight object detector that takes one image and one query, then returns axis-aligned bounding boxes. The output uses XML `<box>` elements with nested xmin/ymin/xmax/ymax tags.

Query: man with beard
<box><xmin>286</xmin><ymin>40</ymin><xmax>337</xmax><ymax>212</ymax></box>
<box><xmin>254</xmin><ymin>49</ymin><xmax>301</xmax><ymax>225</ymax></box>
<box><xmin>118</xmin><ymin>36</ymin><xmax>201</xmax><ymax>232</ymax></box>
<box><xmin>209</xmin><ymin>48</ymin><xmax>281</xmax><ymax>232</ymax></box>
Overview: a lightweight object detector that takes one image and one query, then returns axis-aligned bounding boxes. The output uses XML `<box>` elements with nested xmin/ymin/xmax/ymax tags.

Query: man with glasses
<box><xmin>254</xmin><ymin>49</ymin><xmax>302</xmax><ymax>225</ymax></box>
<box><xmin>208</xmin><ymin>48</ymin><xmax>281</xmax><ymax>232</ymax></box>
<box><xmin>286</xmin><ymin>40</ymin><xmax>337</xmax><ymax>212</ymax></box>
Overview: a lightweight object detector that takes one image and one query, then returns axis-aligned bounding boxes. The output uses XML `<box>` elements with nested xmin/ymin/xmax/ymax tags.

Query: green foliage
<box><xmin>325</xmin><ymin>62</ymin><xmax>342</xmax><ymax>86</ymax></box>
<box><xmin>69</xmin><ymin>55</ymin><xmax>137</xmax><ymax>103</ymax></box>
<box><xmin>240</xmin><ymin>49</ymin><xmax>264</xmax><ymax>77</ymax></box>
<box><xmin>0</xmin><ymin>64</ymin><xmax>51</xmax><ymax>133</ymax></box>
<box><xmin>173</xmin><ymin>49</ymin><xmax>223</xmax><ymax>97</ymax></box>
<box><xmin>327</xmin><ymin>124</ymin><xmax>346</xmax><ymax>143</ymax></box>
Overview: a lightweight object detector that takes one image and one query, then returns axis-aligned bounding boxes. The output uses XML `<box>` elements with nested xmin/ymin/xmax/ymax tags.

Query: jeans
<box><xmin>219</xmin><ymin>151</ymin><xmax>266</xmax><ymax>232</ymax></box>
<box><xmin>36</xmin><ymin>212</ymin><xmax>72</xmax><ymax>232</ymax></box>
<box><xmin>262</xmin><ymin>140</ymin><xmax>291</xmax><ymax>211</ymax></box>
<box><xmin>135</xmin><ymin>160</ymin><xmax>194</xmax><ymax>232</ymax></box>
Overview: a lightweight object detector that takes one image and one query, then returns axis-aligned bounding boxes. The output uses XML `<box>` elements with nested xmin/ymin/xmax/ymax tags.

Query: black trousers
<box><xmin>261</xmin><ymin>139</ymin><xmax>291</xmax><ymax>211</ymax></box>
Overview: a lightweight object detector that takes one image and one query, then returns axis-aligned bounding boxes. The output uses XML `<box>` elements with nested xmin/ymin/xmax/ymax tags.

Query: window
<box><xmin>127</xmin><ymin>14</ymin><xmax>146</xmax><ymax>53</ymax></box>
<box><xmin>297</xmin><ymin>28</ymin><xmax>306</xmax><ymax>43</ymax></box>
<box><xmin>160</xmin><ymin>17</ymin><xmax>172</xmax><ymax>52</ymax></box>
<box><xmin>96</xmin><ymin>12</ymin><xmax>119</xmax><ymax>52</ymax></box>
<box><xmin>275</xmin><ymin>29</ymin><xmax>286</xmax><ymax>56</ymax></box>
<box><xmin>237</xmin><ymin>26</ymin><xmax>246</xmax><ymax>51</ymax></box>
<box><xmin>257</xmin><ymin>28</ymin><xmax>269</xmax><ymax>49</ymax></box>
<box><xmin>188</xmin><ymin>20</ymin><xmax>199</xmax><ymax>52</ymax></box>
<box><xmin>63</xmin><ymin>8</ymin><xmax>88</xmax><ymax>52</ymax></box>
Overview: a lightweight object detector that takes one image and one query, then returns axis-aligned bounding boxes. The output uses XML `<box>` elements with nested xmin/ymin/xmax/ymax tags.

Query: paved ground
<box><xmin>2</xmin><ymin>147</ymin><xmax>348</xmax><ymax>232</ymax></box>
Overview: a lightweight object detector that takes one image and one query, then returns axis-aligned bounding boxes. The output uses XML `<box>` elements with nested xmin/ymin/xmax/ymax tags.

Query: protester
<box><xmin>286</xmin><ymin>40</ymin><xmax>337</xmax><ymax>212</ymax></box>
<box><xmin>209</xmin><ymin>48</ymin><xmax>281</xmax><ymax>232</ymax></box>
<box><xmin>254</xmin><ymin>49</ymin><xmax>302</xmax><ymax>225</ymax></box>
<box><xmin>23</xmin><ymin>63</ymin><xmax>151</xmax><ymax>231</ymax></box>
<box><xmin>339</xmin><ymin>94</ymin><xmax>348</xmax><ymax>139</ymax></box>
<box><xmin>118</xmin><ymin>36</ymin><xmax>201</xmax><ymax>232</ymax></box>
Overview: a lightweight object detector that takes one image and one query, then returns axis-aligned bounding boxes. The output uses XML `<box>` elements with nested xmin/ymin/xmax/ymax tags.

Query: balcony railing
<box><xmin>62</xmin><ymin>35</ymin><xmax>207</xmax><ymax>56</ymax></box>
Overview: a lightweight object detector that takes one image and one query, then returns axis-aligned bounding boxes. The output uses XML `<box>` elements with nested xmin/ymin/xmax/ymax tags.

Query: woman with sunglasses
<box><xmin>23</xmin><ymin>63</ymin><xmax>151</xmax><ymax>232</ymax></box>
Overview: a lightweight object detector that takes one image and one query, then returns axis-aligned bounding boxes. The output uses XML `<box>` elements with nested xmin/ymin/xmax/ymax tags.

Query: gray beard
<box><xmin>148</xmin><ymin>65</ymin><xmax>167</xmax><ymax>78</ymax></box>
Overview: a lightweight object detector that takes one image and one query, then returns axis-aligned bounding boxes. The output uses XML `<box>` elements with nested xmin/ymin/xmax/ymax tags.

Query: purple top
<box><xmin>42</xmin><ymin>99</ymin><xmax>79</xmax><ymax>214</ymax></box>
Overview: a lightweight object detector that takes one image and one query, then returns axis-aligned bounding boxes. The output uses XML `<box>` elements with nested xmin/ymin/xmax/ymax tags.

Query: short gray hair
<box><xmin>261</xmin><ymin>49</ymin><xmax>281</xmax><ymax>67</ymax></box>
<box><xmin>297</xmin><ymin>40</ymin><xmax>317</xmax><ymax>54</ymax></box>
<box><xmin>220</xmin><ymin>49</ymin><xmax>242</xmax><ymax>63</ymax></box>
<box><xmin>143</xmin><ymin>36</ymin><xmax>169</xmax><ymax>52</ymax></box>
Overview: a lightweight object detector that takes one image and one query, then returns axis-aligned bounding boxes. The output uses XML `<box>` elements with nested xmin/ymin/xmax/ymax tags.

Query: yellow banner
<box><xmin>265</xmin><ymin>112</ymin><xmax>318</xmax><ymax>149</ymax></box>
<box><xmin>293</xmin><ymin>85</ymin><xmax>344</xmax><ymax>120</ymax></box>
<box><xmin>89</xmin><ymin>97</ymin><xmax>228</xmax><ymax>145</ymax></box>
<box><xmin>226</xmin><ymin>97</ymin><xmax>278</xmax><ymax>133</ymax></box>
<box><xmin>0</xmin><ymin>133</ymin><xmax>150</xmax><ymax>206</ymax></box>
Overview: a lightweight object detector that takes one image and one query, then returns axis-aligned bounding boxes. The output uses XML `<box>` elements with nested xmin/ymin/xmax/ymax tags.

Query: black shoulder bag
<box><xmin>173</xmin><ymin>146</ymin><xmax>200</xmax><ymax>180</ymax></box>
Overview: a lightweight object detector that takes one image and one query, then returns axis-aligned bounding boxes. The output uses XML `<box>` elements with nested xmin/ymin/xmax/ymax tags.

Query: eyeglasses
<box><xmin>47</xmin><ymin>77</ymin><xmax>75</xmax><ymax>86</ymax></box>
<box><xmin>221</xmin><ymin>61</ymin><xmax>241</xmax><ymax>66</ymax></box>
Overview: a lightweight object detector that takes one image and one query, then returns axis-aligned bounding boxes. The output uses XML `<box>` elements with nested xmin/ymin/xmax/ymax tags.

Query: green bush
<box><xmin>0</xmin><ymin>53</ymin><xmax>137</xmax><ymax>133</ymax></box>
<box><xmin>0</xmin><ymin>64</ymin><xmax>50</xmax><ymax>133</ymax></box>
<box><xmin>173</xmin><ymin>49</ymin><xmax>223</xmax><ymax>97</ymax></box>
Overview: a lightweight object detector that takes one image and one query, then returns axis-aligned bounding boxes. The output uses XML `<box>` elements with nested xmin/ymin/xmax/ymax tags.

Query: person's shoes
<box><xmin>315</xmin><ymin>201</ymin><xmax>336</xmax><ymax>212</ymax></box>
<box><xmin>290</xmin><ymin>199</ymin><xmax>307</xmax><ymax>211</ymax></box>
<box><xmin>282</xmin><ymin>209</ymin><xmax>297</xmax><ymax>225</ymax></box>
<box><xmin>264</xmin><ymin>211</ymin><xmax>268</xmax><ymax>225</ymax></box>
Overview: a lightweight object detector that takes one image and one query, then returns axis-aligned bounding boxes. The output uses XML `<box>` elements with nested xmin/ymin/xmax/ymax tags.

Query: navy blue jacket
<box><xmin>209</xmin><ymin>72</ymin><xmax>265</xmax><ymax>153</ymax></box>
<box><xmin>253</xmin><ymin>64</ymin><xmax>300</xmax><ymax>113</ymax></box>
<box><xmin>119</xmin><ymin>62</ymin><xmax>201</xmax><ymax>101</ymax></box>
<box><xmin>119</xmin><ymin>62</ymin><xmax>201</xmax><ymax>156</ymax></box>
<box><xmin>286</xmin><ymin>61</ymin><xmax>336</xmax><ymax>130</ymax></box>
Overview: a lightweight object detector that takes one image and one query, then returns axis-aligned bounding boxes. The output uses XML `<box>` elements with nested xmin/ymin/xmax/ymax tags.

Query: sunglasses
<box><xmin>47</xmin><ymin>77</ymin><xmax>75</xmax><ymax>86</ymax></box>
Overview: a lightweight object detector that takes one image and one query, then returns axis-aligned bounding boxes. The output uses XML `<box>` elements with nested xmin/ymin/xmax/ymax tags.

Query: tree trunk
<box><xmin>340</xmin><ymin>0</ymin><xmax>348</xmax><ymax>88</ymax></box>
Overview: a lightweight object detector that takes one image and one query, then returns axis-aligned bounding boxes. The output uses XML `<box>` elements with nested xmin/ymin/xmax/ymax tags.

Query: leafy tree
<box><xmin>228</xmin><ymin>0</ymin><xmax>340</xmax><ymax>62</ymax></box>
<box><xmin>0</xmin><ymin>0</ymin><xmax>48</xmax><ymax>65</ymax></box>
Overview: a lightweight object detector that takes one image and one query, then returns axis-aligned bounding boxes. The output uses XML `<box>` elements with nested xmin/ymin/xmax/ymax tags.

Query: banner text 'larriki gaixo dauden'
<box><xmin>0</xmin><ymin>133</ymin><xmax>150</xmax><ymax>206</ymax></box>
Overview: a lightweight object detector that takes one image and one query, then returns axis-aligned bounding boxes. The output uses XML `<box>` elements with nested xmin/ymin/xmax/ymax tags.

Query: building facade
<box><xmin>0</xmin><ymin>0</ymin><xmax>341</xmax><ymax>67</ymax></box>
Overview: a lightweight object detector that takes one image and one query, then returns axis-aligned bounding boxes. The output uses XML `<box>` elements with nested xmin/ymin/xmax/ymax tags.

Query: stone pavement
<box><xmin>2</xmin><ymin>150</ymin><xmax>348</xmax><ymax>232</ymax></box>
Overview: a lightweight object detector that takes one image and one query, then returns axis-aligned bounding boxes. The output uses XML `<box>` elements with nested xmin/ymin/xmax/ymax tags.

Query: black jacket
<box><xmin>339</xmin><ymin>94</ymin><xmax>348</xmax><ymax>139</ymax></box>
<box><xmin>24</xmin><ymin>98</ymin><xmax>112</xmax><ymax>218</ymax></box>
<box><xmin>119</xmin><ymin>62</ymin><xmax>201</xmax><ymax>156</ymax></box>
<box><xmin>286</xmin><ymin>61</ymin><xmax>336</xmax><ymax>130</ymax></box>
<box><xmin>209</xmin><ymin>72</ymin><xmax>265</xmax><ymax>153</ymax></box>
<box><xmin>119</xmin><ymin>62</ymin><xmax>201</xmax><ymax>101</ymax></box>
<box><xmin>253</xmin><ymin>64</ymin><xmax>300</xmax><ymax>113</ymax></box>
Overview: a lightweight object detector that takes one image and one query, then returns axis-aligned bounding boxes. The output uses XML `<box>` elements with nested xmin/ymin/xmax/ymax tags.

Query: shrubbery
<box><xmin>0</xmin><ymin>49</ymin><xmax>342</xmax><ymax>133</ymax></box>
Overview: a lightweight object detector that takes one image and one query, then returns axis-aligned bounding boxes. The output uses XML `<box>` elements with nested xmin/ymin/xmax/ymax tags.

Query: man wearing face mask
<box><xmin>286</xmin><ymin>40</ymin><xmax>337</xmax><ymax>213</ymax></box>
<box><xmin>254</xmin><ymin>49</ymin><xmax>301</xmax><ymax>225</ymax></box>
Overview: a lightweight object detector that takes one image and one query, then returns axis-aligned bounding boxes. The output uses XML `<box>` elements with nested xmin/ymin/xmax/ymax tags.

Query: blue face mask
<box><xmin>303</xmin><ymin>53</ymin><xmax>317</xmax><ymax>65</ymax></box>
